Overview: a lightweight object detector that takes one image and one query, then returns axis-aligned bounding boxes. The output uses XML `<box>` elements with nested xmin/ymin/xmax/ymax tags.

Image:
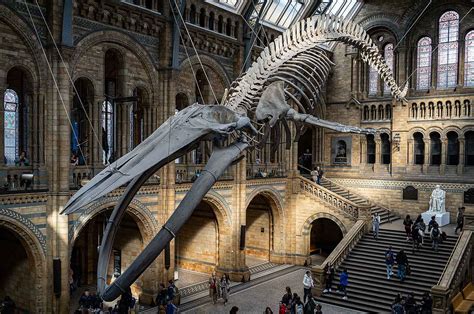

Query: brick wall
<box><xmin>245</xmin><ymin>207</ymin><xmax>270</xmax><ymax>259</ymax></box>
<box><xmin>176</xmin><ymin>214</ymin><xmax>218</xmax><ymax>274</ymax></box>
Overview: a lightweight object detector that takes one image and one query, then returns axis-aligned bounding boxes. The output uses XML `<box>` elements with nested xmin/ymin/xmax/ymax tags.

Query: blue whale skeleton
<box><xmin>62</xmin><ymin>14</ymin><xmax>407</xmax><ymax>301</ymax></box>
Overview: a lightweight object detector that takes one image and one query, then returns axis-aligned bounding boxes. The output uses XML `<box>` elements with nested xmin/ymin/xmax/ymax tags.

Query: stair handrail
<box><xmin>322</xmin><ymin>176</ymin><xmax>396</xmax><ymax>223</ymax></box>
<box><xmin>311</xmin><ymin>220</ymin><xmax>367</xmax><ymax>295</ymax></box>
<box><xmin>431</xmin><ymin>230</ymin><xmax>473</xmax><ymax>312</ymax></box>
<box><xmin>299</xmin><ymin>176</ymin><xmax>365</xmax><ymax>220</ymax></box>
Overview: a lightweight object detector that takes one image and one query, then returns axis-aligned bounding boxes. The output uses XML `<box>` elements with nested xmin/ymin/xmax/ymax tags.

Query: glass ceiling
<box><xmin>208</xmin><ymin>0</ymin><xmax>361</xmax><ymax>31</ymax></box>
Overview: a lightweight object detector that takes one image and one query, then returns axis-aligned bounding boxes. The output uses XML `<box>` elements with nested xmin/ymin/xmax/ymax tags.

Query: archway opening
<box><xmin>0</xmin><ymin>226</ymin><xmax>36</xmax><ymax>312</ymax></box>
<box><xmin>4</xmin><ymin>67</ymin><xmax>32</xmax><ymax>165</ymax></box>
<box><xmin>413</xmin><ymin>132</ymin><xmax>425</xmax><ymax>165</ymax></box>
<box><xmin>430</xmin><ymin>132</ymin><xmax>441</xmax><ymax>165</ymax></box>
<box><xmin>72</xmin><ymin>78</ymin><xmax>94</xmax><ymax>165</ymax></box>
<box><xmin>70</xmin><ymin>210</ymin><xmax>145</xmax><ymax>308</ymax></box>
<box><xmin>447</xmin><ymin>131</ymin><xmax>459</xmax><ymax>165</ymax></box>
<box><xmin>310</xmin><ymin>218</ymin><xmax>343</xmax><ymax>257</ymax></box>
<box><xmin>175</xmin><ymin>200</ymin><xmax>219</xmax><ymax>286</ymax></box>
<box><xmin>245</xmin><ymin>194</ymin><xmax>273</xmax><ymax>266</ymax></box>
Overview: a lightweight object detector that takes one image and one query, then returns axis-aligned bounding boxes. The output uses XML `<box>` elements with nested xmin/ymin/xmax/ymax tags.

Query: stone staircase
<box><xmin>320</xmin><ymin>229</ymin><xmax>458</xmax><ymax>313</ymax></box>
<box><xmin>320</xmin><ymin>178</ymin><xmax>399</xmax><ymax>224</ymax></box>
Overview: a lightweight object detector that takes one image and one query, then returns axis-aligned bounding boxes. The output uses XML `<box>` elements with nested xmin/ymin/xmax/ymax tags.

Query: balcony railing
<box><xmin>70</xmin><ymin>165</ymin><xmax>92</xmax><ymax>190</ymax></box>
<box><xmin>0</xmin><ymin>165</ymin><xmax>48</xmax><ymax>193</ymax></box>
<box><xmin>246</xmin><ymin>163</ymin><xmax>287</xmax><ymax>179</ymax></box>
<box><xmin>175</xmin><ymin>164</ymin><xmax>234</xmax><ymax>183</ymax></box>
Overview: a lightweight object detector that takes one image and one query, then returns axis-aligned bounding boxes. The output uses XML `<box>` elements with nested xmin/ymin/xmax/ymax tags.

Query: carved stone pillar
<box><xmin>424</xmin><ymin>139</ymin><xmax>430</xmax><ymax>172</ymax></box>
<box><xmin>375</xmin><ymin>139</ymin><xmax>381</xmax><ymax>164</ymax></box>
<box><xmin>458</xmin><ymin>137</ymin><xmax>465</xmax><ymax>174</ymax></box>
<box><xmin>360</xmin><ymin>137</ymin><xmax>367</xmax><ymax>165</ymax></box>
<box><xmin>440</xmin><ymin>138</ymin><xmax>447</xmax><ymax>175</ymax></box>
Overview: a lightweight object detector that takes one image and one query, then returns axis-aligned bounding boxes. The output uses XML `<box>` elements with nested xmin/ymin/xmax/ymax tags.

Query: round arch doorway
<box><xmin>310</xmin><ymin>218</ymin><xmax>343</xmax><ymax>257</ymax></box>
<box><xmin>70</xmin><ymin>209</ymin><xmax>148</xmax><ymax>308</ymax></box>
<box><xmin>0</xmin><ymin>226</ymin><xmax>38</xmax><ymax>312</ymax></box>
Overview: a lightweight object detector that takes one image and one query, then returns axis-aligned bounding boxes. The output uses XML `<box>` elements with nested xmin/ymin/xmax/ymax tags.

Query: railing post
<box><xmin>431</xmin><ymin>285</ymin><xmax>449</xmax><ymax>314</ymax></box>
<box><xmin>358</xmin><ymin>205</ymin><xmax>372</xmax><ymax>233</ymax></box>
<box><xmin>311</xmin><ymin>265</ymin><xmax>326</xmax><ymax>297</ymax></box>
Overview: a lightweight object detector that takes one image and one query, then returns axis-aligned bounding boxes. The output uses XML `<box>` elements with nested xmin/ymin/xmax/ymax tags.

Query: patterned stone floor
<box><xmin>182</xmin><ymin>268</ymin><xmax>363</xmax><ymax>314</ymax></box>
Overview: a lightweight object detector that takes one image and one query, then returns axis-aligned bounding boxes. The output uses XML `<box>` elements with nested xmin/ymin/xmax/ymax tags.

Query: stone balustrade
<box><xmin>299</xmin><ymin>176</ymin><xmax>366</xmax><ymax>220</ymax></box>
<box><xmin>311</xmin><ymin>220</ymin><xmax>368</xmax><ymax>296</ymax></box>
<box><xmin>431</xmin><ymin>230</ymin><xmax>473</xmax><ymax>313</ymax></box>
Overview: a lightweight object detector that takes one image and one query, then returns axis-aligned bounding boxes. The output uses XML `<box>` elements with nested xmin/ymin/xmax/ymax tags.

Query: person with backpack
<box><xmin>303</xmin><ymin>291</ymin><xmax>317</xmax><ymax>314</ymax></box>
<box><xmin>338</xmin><ymin>269</ymin><xmax>349</xmax><ymax>300</ymax></box>
<box><xmin>372</xmin><ymin>213</ymin><xmax>381</xmax><ymax>239</ymax></box>
<box><xmin>455</xmin><ymin>207</ymin><xmax>465</xmax><ymax>234</ymax></box>
<box><xmin>427</xmin><ymin>216</ymin><xmax>437</xmax><ymax>232</ymax></box>
<box><xmin>396</xmin><ymin>249</ymin><xmax>409</xmax><ymax>282</ymax></box>
<box><xmin>403</xmin><ymin>215</ymin><xmax>413</xmax><ymax>241</ymax></box>
<box><xmin>294</xmin><ymin>296</ymin><xmax>304</xmax><ymax>314</ymax></box>
<box><xmin>385</xmin><ymin>246</ymin><xmax>395</xmax><ymax>279</ymax></box>
<box><xmin>411</xmin><ymin>223</ymin><xmax>421</xmax><ymax>254</ymax></box>
<box><xmin>281</xmin><ymin>286</ymin><xmax>293</xmax><ymax>306</ymax></box>
<box><xmin>209</xmin><ymin>272</ymin><xmax>219</xmax><ymax>304</ymax></box>
<box><xmin>431</xmin><ymin>224</ymin><xmax>441</xmax><ymax>252</ymax></box>
<box><xmin>322</xmin><ymin>262</ymin><xmax>335</xmax><ymax>293</ymax></box>
<box><xmin>220</xmin><ymin>274</ymin><xmax>230</xmax><ymax>305</ymax></box>
<box><xmin>316</xmin><ymin>166</ymin><xmax>324</xmax><ymax>185</ymax></box>
<box><xmin>302</xmin><ymin>270</ymin><xmax>314</xmax><ymax>303</ymax></box>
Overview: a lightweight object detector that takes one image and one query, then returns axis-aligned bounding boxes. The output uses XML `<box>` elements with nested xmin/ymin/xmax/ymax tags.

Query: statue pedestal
<box><xmin>422</xmin><ymin>211</ymin><xmax>450</xmax><ymax>227</ymax></box>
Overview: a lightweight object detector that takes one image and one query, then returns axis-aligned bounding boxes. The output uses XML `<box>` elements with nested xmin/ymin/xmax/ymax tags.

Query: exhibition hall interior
<box><xmin>0</xmin><ymin>0</ymin><xmax>474</xmax><ymax>313</ymax></box>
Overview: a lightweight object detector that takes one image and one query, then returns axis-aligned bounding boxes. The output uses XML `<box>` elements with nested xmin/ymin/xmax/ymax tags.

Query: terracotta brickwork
<box><xmin>1</xmin><ymin>0</ymin><xmax>474</xmax><ymax>312</ymax></box>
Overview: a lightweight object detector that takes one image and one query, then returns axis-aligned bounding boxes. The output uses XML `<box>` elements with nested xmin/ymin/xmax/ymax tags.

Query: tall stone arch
<box><xmin>0</xmin><ymin>210</ymin><xmax>47</xmax><ymax>313</ymax></box>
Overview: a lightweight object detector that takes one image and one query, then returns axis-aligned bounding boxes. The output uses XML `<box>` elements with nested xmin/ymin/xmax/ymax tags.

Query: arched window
<box><xmin>370</xmin><ymin>105</ymin><xmax>376</xmax><ymax>120</ymax></box>
<box><xmin>199</xmin><ymin>8</ymin><xmax>206</xmax><ymax>27</ymax></box>
<box><xmin>4</xmin><ymin>89</ymin><xmax>19</xmax><ymax>165</ymax></box>
<box><xmin>416</xmin><ymin>37</ymin><xmax>432</xmax><ymax>90</ymax></box>
<box><xmin>368</xmin><ymin>65</ymin><xmax>378</xmax><ymax>96</ymax></box>
<box><xmin>428</xmin><ymin>102</ymin><xmax>435</xmax><ymax>119</ymax></box>
<box><xmin>464</xmin><ymin>30</ymin><xmax>474</xmax><ymax>86</ymax></box>
<box><xmin>446</xmin><ymin>101</ymin><xmax>452</xmax><ymax>117</ymax></box>
<box><xmin>414</xmin><ymin>132</ymin><xmax>425</xmax><ymax>164</ymax></box>
<box><xmin>447</xmin><ymin>131</ymin><xmax>459</xmax><ymax>165</ymax></box>
<box><xmin>217</xmin><ymin>15</ymin><xmax>224</xmax><ymax>33</ymax></box>
<box><xmin>378</xmin><ymin>105</ymin><xmax>384</xmax><ymax>120</ymax></box>
<box><xmin>102</xmin><ymin>101</ymin><xmax>114</xmax><ymax>164</ymax></box>
<box><xmin>190</xmin><ymin>5</ymin><xmax>196</xmax><ymax>24</ymax></box>
<box><xmin>195</xmin><ymin>69</ymin><xmax>209</xmax><ymax>104</ymax></box>
<box><xmin>420</xmin><ymin>102</ymin><xmax>426</xmax><ymax>118</ymax></box>
<box><xmin>463</xmin><ymin>100</ymin><xmax>471</xmax><ymax>116</ymax></box>
<box><xmin>381</xmin><ymin>133</ymin><xmax>391</xmax><ymax>164</ymax></box>
<box><xmin>386</xmin><ymin>104</ymin><xmax>392</xmax><ymax>120</ymax></box>
<box><xmin>175</xmin><ymin>93</ymin><xmax>189</xmax><ymax>113</ymax></box>
<box><xmin>363</xmin><ymin>106</ymin><xmax>369</xmax><ymax>120</ymax></box>
<box><xmin>129</xmin><ymin>87</ymin><xmax>146</xmax><ymax>150</ymax></box>
<box><xmin>71</xmin><ymin>78</ymin><xmax>94</xmax><ymax>165</ymax></box>
<box><xmin>437</xmin><ymin>11</ymin><xmax>459</xmax><ymax>89</ymax></box>
<box><xmin>466</xmin><ymin>131</ymin><xmax>474</xmax><ymax>166</ymax></box>
<box><xmin>455</xmin><ymin>100</ymin><xmax>461</xmax><ymax>116</ymax></box>
<box><xmin>437</xmin><ymin>101</ymin><xmax>443</xmax><ymax>118</ymax></box>
<box><xmin>209</xmin><ymin>12</ymin><xmax>215</xmax><ymax>31</ymax></box>
<box><xmin>383</xmin><ymin>43</ymin><xmax>394</xmax><ymax>94</ymax></box>
<box><xmin>430</xmin><ymin>132</ymin><xmax>441</xmax><ymax>165</ymax></box>
<box><xmin>367</xmin><ymin>134</ymin><xmax>375</xmax><ymax>164</ymax></box>
<box><xmin>411</xmin><ymin>103</ymin><xmax>418</xmax><ymax>119</ymax></box>
<box><xmin>226</xmin><ymin>18</ymin><xmax>232</xmax><ymax>36</ymax></box>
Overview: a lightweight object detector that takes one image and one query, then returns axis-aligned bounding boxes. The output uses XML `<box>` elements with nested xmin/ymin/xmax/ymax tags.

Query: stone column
<box><xmin>360</xmin><ymin>136</ymin><xmax>367</xmax><ymax>165</ymax></box>
<box><xmin>375</xmin><ymin>138</ymin><xmax>381</xmax><ymax>165</ymax></box>
<box><xmin>440</xmin><ymin>138</ymin><xmax>447</xmax><ymax>175</ymax></box>
<box><xmin>423</xmin><ymin>139</ymin><xmax>430</xmax><ymax>172</ymax></box>
<box><xmin>458</xmin><ymin>137</ymin><xmax>465</xmax><ymax>174</ymax></box>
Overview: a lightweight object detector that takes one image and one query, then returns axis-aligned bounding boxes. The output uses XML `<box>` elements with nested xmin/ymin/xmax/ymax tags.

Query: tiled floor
<box><xmin>182</xmin><ymin>268</ymin><xmax>363</xmax><ymax>314</ymax></box>
<box><xmin>176</xmin><ymin>269</ymin><xmax>209</xmax><ymax>288</ymax></box>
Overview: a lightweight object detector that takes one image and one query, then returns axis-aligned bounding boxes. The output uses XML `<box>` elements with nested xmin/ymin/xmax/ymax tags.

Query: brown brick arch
<box><xmin>71</xmin><ymin>30</ymin><xmax>158</xmax><ymax>92</ymax></box>
<box><xmin>0</xmin><ymin>216</ymin><xmax>46</xmax><ymax>313</ymax></box>
<box><xmin>70</xmin><ymin>198</ymin><xmax>159</xmax><ymax>248</ymax></box>
<box><xmin>0</xmin><ymin>5</ymin><xmax>45</xmax><ymax>89</ymax></box>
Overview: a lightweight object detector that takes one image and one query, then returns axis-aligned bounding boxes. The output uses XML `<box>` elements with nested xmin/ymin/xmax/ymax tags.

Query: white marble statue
<box><xmin>429</xmin><ymin>185</ymin><xmax>446</xmax><ymax>213</ymax></box>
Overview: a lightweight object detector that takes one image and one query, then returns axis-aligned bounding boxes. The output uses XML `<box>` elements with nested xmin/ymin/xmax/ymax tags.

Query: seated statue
<box><xmin>428</xmin><ymin>185</ymin><xmax>446</xmax><ymax>213</ymax></box>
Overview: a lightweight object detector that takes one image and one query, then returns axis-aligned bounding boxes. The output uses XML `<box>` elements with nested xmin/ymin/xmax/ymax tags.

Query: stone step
<box><xmin>319</xmin><ymin>229</ymin><xmax>457</xmax><ymax>312</ymax></box>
